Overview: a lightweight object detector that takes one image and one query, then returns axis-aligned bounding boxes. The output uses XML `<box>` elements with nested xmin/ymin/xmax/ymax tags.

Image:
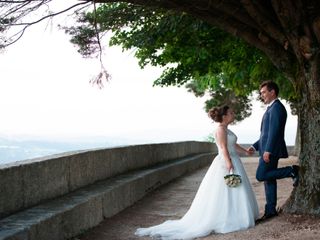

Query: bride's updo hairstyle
<box><xmin>208</xmin><ymin>105</ymin><xmax>229</xmax><ymax>123</ymax></box>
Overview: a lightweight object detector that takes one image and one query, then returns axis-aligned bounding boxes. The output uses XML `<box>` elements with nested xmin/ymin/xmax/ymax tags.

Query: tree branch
<box><xmin>190</xmin><ymin>7</ymin><xmax>296</xmax><ymax>80</ymax></box>
<box><xmin>1</xmin><ymin>1</ymin><xmax>91</xmax><ymax>47</ymax></box>
<box><xmin>12</xmin><ymin>2</ymin><xmax>90</xmax><ymax>26</ymax></box>
<box><xmin>207</xmin><ymin>0</ymin><xmax>260</xmax><ymax>32</ymax></box>
<box><xmin>0</xmin><ymin>0</ymin><xmax>33</xmax><ymax>2</ymax></box>
<box><xmin>241</xmin><ymin>0</ymin><xmax>287</xmax><ymax>46</ymax></box>
<box><xmin>271</xmin><ymin>0</ymin><xmax>314</xmax><ymax>64</ymax></box>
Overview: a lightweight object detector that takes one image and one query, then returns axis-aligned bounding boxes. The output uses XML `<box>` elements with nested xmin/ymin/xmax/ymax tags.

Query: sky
<box><xmin>0</xmin><ymin>3</ymin><xmax>297</xmax><ymax>146</ymax></box>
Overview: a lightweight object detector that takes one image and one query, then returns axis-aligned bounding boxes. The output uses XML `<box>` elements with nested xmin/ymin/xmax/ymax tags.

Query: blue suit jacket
<box><xmin>253</xmin><ymin>99</ymin><xmax>288</xmax><ymax>158</ymax></box>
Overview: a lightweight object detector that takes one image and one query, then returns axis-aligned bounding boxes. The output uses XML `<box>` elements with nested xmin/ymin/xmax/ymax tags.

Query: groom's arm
<box><xmin>252</xmin><ymin>140</ymin><xmax>259</xmax><ymax>151</ymax></box>
<box><xmin>265</xmin><ymin>103</ymin><xmax>286</xmax><ymax>154</ymax></box>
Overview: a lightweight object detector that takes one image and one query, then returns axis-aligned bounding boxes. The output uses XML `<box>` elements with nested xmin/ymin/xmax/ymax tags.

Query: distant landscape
<box><xmin>0</xmin><ymin>136</ymin><xmax>140</xmax><ymax>165</ymax></box>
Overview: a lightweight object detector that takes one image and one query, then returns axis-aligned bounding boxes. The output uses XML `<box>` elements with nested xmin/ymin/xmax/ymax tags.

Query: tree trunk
<box><xmin>284</xmin><ymin>60</ymin><xmax>320</xmax><ymax>215</ymax></box>
<box><xmin>294</xmin><ymin>119</ymin><xmax>301</xmax><ymax>156</ymax></box>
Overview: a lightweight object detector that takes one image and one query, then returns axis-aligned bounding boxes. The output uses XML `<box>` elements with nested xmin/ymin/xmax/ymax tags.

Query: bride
<box><xmin>135</xmin><ymin>105</ymin><xmax>259</xmax><ymax>239</ymax></box>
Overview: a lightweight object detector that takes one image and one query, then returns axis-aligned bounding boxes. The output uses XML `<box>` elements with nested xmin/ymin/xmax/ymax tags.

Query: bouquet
<box><xmin>224</xmin><ymin>170</ymin><xmax>242</xmax><ymax>188</ymax></box>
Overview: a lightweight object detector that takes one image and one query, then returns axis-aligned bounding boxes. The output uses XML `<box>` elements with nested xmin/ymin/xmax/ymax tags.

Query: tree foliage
<box><xmin>64</xmin><ymin>3</ymin><xmax>297</xmax><ymax>120</ymax></box>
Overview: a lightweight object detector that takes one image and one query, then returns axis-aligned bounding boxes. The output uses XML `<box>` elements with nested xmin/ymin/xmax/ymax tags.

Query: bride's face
<box><xmin>224</xmin><ymin>109</ymin><xmax>235</xmax><ymax>124</ymax></box>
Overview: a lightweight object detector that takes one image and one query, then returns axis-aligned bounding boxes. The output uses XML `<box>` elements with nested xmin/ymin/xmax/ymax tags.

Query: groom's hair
<box><xmin>260</xmin><ymin>80</ymin><xmax>279</xmax><ymax>96</ymax></box>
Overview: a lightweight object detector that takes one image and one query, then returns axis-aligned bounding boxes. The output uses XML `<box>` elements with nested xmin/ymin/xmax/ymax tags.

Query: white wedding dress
<box><xmin>135</xmin><ymin>129</ymin><xmax>259</xmax><ymax>240</ymax></box>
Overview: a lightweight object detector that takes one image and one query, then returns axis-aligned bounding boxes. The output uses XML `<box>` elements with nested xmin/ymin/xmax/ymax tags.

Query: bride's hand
<box><xmin>226</xmin><ymin>160</ymin><xmax>234</xmax><ymax>172</ymax></box>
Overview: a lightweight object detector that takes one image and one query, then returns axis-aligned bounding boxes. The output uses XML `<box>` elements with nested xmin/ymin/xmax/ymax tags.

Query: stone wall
<box><xmin>0</xmin><ymin>141</ymin><xmax>216</xmax><ymax>219</ymax></box>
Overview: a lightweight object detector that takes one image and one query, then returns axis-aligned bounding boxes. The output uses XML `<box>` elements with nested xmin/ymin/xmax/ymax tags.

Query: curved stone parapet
<box><xmin>0</xmin><ymin>141</ymin><xmax>216</xmax><ymax>219</ymax></box>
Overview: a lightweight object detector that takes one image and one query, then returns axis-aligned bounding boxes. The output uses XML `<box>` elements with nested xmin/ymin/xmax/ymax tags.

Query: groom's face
<box><xmin>260</xmin><ymin>86</ymin><xmax>275</xmax><ymax>104</ymax></box>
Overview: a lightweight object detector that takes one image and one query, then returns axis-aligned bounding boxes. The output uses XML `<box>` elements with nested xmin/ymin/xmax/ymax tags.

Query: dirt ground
<box><xmin>74</xmin><ymin>156</ymin><xmax>320</xmax><ymax>240</ymax></box>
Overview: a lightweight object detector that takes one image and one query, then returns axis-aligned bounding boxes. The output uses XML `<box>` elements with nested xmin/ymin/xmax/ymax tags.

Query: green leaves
<box><xmin>65</xmin><ymin>2</ymin><xmax>296</xmax><ymax>120</ymax></box>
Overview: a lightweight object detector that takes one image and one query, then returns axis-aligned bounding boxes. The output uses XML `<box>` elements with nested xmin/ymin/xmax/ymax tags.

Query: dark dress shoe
<box><xmin>292</xmin><ymin>165</ymin><xmax>300</xmax><ymax>187</ymax></box>
<box><xmin>255</xmin><ymin>212</ymin><xmax>278</xmax><ymax>224</ymax></box>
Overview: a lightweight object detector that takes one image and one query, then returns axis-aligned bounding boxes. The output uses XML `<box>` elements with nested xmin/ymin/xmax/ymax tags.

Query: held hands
<box><xmin>247</xmin><ymin>146</ymin><xmax>271</xmax><ymax>163</ymax></box>
<box><xmin>246</xmin><ymin>146</ymin><xmax>255</xmax><ymax>155</ymax></box>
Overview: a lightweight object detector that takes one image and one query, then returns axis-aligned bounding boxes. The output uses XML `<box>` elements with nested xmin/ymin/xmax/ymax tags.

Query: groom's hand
<box><xmin>263</xmin><ymin>152</ymin><xmax>271</xmax><ymax>163</ymax></box>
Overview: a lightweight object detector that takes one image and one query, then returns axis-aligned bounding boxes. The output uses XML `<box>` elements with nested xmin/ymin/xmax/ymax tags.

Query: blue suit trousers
<box><xmin>256</xmin><ymin>155</ymin><xmax>293</xmax><ymax>215</ymax></box>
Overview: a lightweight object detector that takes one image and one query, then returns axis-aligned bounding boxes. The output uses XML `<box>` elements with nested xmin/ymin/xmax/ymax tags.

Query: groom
<box><xmin>248</xmin><ymin>80</ymin><xmax>299</xmax><ymax>221</ymax></box>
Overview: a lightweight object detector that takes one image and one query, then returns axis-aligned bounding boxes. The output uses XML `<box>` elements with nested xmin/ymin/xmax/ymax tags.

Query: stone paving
<box><xmin>73</xmin><ymin>157</ymin><xmax>306</xmax><ymax>240</ymax></box>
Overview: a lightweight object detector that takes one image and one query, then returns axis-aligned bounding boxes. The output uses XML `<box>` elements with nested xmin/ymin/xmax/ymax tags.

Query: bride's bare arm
<box><xmin>216</xmin><ymin>126</ymin><xmax>234</xmax><ymax>171</ymax></box>
<box><xmin>235</xmin><ymin>143</ymin><xmax>251</xmax><ymax>155</ymax></box>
